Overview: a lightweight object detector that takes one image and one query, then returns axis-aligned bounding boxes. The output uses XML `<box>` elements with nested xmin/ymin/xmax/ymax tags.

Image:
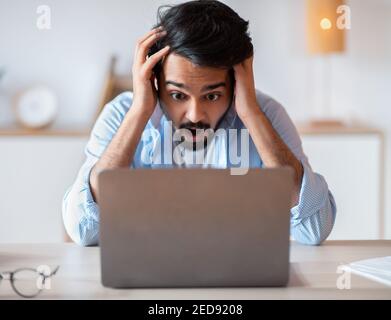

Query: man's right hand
<box><xmin>89</xmin><ymin>28</ymin><xmax>169</xmax><ymax>202</ymax></box>
<box><xmin>131</xmin><ymin>27</ymin><xmax>170</xmax><ymax>117</ymax></box>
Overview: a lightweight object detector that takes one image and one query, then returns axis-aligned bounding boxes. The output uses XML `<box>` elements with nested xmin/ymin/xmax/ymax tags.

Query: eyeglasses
<box><xmin>0</xmin><ymin>265</ymin><xmax>59</xmax><ymax>298</ymax></box>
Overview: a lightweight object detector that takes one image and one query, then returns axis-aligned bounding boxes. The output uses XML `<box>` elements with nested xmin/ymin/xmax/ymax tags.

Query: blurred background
<box><xmin>0</xmin><ymin>0</ymin><xmax>390</xmax><ymax>243</ymax></box>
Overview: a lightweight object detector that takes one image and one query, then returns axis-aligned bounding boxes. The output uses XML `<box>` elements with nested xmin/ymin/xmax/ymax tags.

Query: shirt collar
<box><xmin>150</xmin><ymin>101</ymin><xmax>164</xmax><ymax>129</ymax></box>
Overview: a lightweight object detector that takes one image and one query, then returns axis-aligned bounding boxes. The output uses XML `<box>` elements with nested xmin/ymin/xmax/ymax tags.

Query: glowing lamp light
<box><xmin>306</xmin><ymin>0</ymin><xmax>345</xmax><ymax>54</ymax></box>
<box><xmin>320</xmin><ymin>18</ymin><xmax>332</xmax><ymax>30</ymax></box>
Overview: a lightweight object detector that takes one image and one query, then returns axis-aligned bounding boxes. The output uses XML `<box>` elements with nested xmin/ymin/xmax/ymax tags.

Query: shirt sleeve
<box><xmin>260</xmin><ymin>94</ymin><xmax>337</xmax><ymax>246</ymax></box>
<box><xmin>62</xmin><ymin>92</ymin><xmax>132</xmax><ymax>246</ymax></box>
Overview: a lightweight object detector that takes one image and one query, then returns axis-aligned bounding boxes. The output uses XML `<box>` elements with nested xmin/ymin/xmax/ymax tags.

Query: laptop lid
<box><xmin>99</xmin><ymin>167</ymin><xmax>293</xmax><ymax>288</ymax></box>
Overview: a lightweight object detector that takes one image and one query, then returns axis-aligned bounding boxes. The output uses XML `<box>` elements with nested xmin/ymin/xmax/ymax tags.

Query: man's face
<box><xmin>157</xmin><ymin>53</ymin><xmax>232</xmax><ymax>147</ymax></box>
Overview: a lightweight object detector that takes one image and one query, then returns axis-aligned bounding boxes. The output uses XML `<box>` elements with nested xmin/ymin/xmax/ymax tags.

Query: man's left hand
<box><xmin>233</xmin><ymin>55</ymin><xmax>261</xmax><ymax>121</ymax></box>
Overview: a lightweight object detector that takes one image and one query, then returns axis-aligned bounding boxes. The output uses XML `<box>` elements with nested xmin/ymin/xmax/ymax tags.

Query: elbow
<box><xmin>63</xmin><ymin>214</ymin><xmax>99</xmax><ymax>247</ymax></box>
<box><xmin>62</xmin><ymin>192</ymin><xmax>99</xmax><ymax>247</ymax></box>
<box><xmin>291</xmin><ymin>225</ymin><xmax>327</xmax><ymax>246</ymax></box>
<box><xmin>291</xmin><ymin>201</ymin><xmax>336</xmax><ymax>246</ymax></box>
<box><xmin>301</xmin><ymin>233</ymin><xmax>327</xmax><ymax>246</ymax></box>
<box><xmin>306</xmin><ymin>222</ymin><xmax>333</xmax><ymax>245</ymax></box>
<box><xmin>74</xmin><ymin>234</ymin><xmax>98</xmax><ymax>247</ymax></box>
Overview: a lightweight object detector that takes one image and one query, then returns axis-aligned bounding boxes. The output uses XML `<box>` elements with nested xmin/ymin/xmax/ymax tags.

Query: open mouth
<box><xmin>177</xmin><ymin>123</ymin><xmax>212</xmax><ymax>147</ymax></box>
<box><xmin>188</xmin><ymin>128</ymin><xmax>197</xmax><ymax>135</ymax></box>
<box><xmin>188</xmin><ymin>128</ymin><xmax>205</xmax><ymax>142</ymax></box>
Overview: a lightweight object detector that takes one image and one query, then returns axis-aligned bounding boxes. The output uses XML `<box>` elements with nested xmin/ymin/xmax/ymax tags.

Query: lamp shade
<box><xmin>306</xmin><ymin>0</ymin><xmax>346</xmax><ymax>54</ymax></box>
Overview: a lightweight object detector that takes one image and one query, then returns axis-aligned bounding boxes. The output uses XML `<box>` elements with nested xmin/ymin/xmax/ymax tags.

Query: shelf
<box><xmin>0</xmin><ymin>125</ymin><xmax>90</xmax><ymax>137</ymax></box>
<box><xmin>296</xmin><ymin>123</ymin><xmax>383</xmax><ymax>136</ymax></box>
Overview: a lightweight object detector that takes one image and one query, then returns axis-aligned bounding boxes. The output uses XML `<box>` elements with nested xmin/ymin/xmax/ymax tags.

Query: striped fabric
<box><xmin>62</xmin><ymin>90</ymin><xmax>336</xmax><ymax>246</ymax></box>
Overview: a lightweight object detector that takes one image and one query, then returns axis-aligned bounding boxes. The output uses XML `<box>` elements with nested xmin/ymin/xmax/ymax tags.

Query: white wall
<box><xmin>236</xmin><ymin>0</ymin><xmax>391</xmax><ymax>238</ymax></box>
<box><xmin>1</xmin><ymin>0</ymin><xmax>390</xmax><ymax>237</ymax></box>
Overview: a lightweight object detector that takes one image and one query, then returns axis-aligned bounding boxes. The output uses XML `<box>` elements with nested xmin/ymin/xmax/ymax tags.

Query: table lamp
<box><xmin>306</xmin><ymin>0</ymin><xmax>346</xmax><ymax>127</ymax></box>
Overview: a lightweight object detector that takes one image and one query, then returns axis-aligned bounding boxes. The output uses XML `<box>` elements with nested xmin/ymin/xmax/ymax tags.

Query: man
<box><xmin>63</xmin><ymin>0</ymin><xmax>336</xmax><ymax>246</ymax></box>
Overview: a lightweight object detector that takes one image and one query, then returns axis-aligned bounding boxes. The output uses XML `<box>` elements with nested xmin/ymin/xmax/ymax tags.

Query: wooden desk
<box><xmin>0</xmin><ymin>241</ymin><xmax>390</xmax><ymax>299</ymax></box>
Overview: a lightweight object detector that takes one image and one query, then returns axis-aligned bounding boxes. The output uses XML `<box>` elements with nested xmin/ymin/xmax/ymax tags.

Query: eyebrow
<box><xmin>165</xmin><ymin>81</ymin><xmax>226</xmax><ymax>92</ymax></box>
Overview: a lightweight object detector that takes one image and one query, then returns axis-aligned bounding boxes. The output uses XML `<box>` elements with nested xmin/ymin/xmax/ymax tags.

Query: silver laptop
<box><xmin>98</xmin><ymin>167</ymin><xmax>293</xmax><ymax>288</ymax></box>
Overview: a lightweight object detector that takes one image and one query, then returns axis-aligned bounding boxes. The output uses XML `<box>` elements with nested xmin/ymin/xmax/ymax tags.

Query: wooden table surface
<box><xmin>0</xmin><ymin>241</ymin><xmax>390</xmax><ymax>299</ymax></box>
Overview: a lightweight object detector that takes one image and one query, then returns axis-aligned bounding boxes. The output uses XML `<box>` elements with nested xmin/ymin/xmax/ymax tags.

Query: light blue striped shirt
<box><xmin>62</xmin><ymin>90</ymin><xmax>336</xmax><ymax>246</ymax></box>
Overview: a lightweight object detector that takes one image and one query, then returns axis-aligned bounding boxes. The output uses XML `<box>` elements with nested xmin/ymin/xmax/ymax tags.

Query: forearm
<box><xmin>89</xmin><ymin>105</ymin><xmax>150</xmax><ymax>201</ymax></box>
<box><xmin>240</xmin><ymin>107</ymin><xmax>303</xmax><ymax>206</ymax></box>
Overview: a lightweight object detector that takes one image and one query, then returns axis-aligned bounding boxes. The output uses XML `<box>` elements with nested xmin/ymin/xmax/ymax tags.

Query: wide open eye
<box><xmin>170</xmin><ymin>92</ymin><xmax>187</xmax><ymax>101</ymax></box>
<box><xmin>205</xmin><ymin>93</ymin><xmax>221</xmax><ymax>102</ymax></box>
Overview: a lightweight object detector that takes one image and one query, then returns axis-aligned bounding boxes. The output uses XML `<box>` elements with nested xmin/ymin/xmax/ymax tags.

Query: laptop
<box><xmin>98</xmin><ymin>167</ymin><xmax>293</xmax><ymax>288</ymax></box>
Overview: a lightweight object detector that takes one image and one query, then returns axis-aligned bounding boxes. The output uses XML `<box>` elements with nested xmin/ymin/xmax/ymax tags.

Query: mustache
<box><xmin>179</xmin><ymin>122</ymin><xmax>211</xmax><ymax>131</ymax></box>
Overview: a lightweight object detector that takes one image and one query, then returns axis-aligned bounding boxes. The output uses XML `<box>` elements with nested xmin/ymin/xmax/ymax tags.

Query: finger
<box><xmin>143</xmin><ymin>45</ymin><xmax>170</xmax><ymax>73</ymax></box>
<box><xmin>133</xmin><ymin>27</ymin><xmax>164</xmax><ymax>62</ymax></box>
<box><xmin>137</xmin><ymin>26</ymin><xmax>163</xmax><ymax>45</ymax></box>
<box><xmin>136</xmin><ymin>30</ymin><xmax>167</xmax><ymax>65</ymax></box>
<box><xmin>233</xmin><ymin>63</ymin><xmax>244</xmax><ymax>74</ymax></box>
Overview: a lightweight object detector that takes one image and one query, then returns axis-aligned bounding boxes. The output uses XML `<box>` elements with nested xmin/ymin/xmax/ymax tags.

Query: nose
<box><xmin>185</xmin><ymin>101</ymin><xmax>206</xmax><ymax>124</ymax></box>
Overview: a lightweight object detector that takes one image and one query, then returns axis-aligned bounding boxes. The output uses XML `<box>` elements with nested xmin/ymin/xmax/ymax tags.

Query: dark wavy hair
<box><xmin>149</xmin><ymin>0</ymin><xmax>253</xmax><ymax>82</ymax></box>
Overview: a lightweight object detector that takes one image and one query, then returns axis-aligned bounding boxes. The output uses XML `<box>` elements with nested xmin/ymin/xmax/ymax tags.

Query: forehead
<box><xmin>161</xmin><ymin>53</ymin><xmax>229</xmax><ymax>85</ymax></box>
